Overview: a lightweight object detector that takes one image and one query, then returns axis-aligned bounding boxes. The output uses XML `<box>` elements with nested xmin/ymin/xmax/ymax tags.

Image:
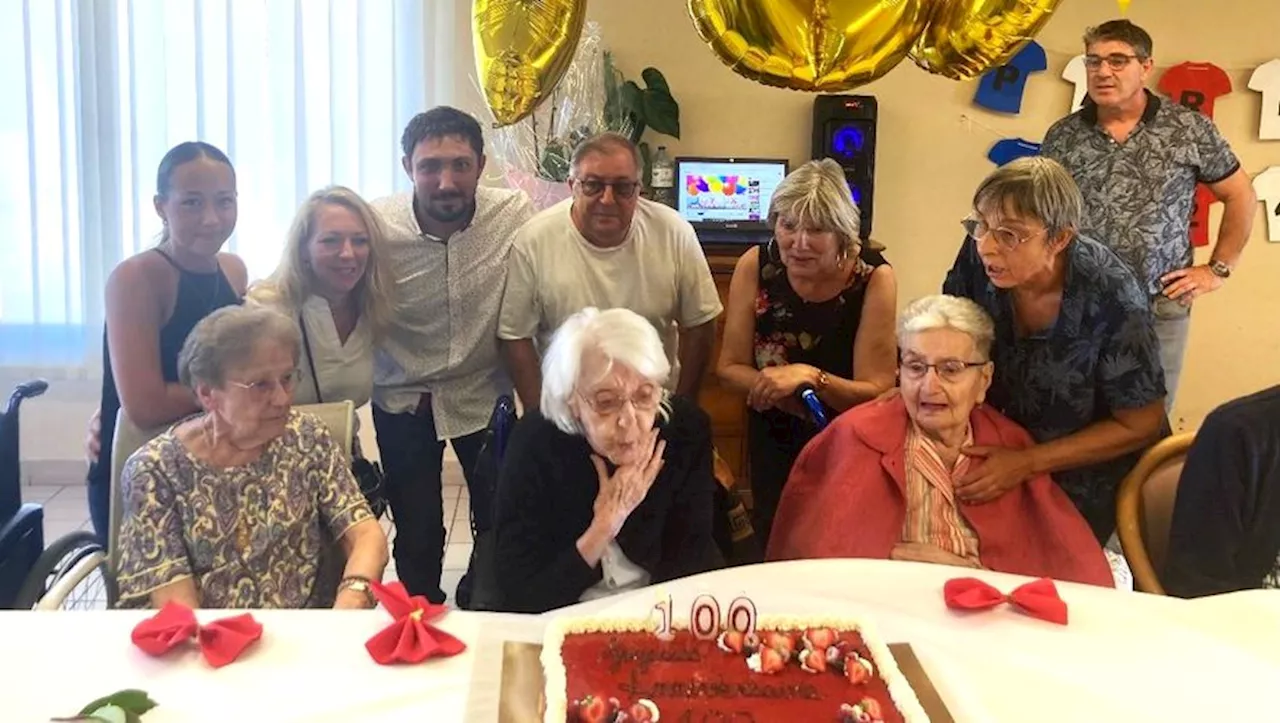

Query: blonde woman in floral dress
<box><xmin>717</xmin><ymin>159</ymin><xmax>897</xmax><ymax>549</ymax></box>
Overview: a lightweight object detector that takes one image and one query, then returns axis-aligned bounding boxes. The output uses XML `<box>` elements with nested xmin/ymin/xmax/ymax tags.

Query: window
<box><xmin>0</xmin><ymin>0</ymin><xmax>444</xmax><ymax>369</ymax></box>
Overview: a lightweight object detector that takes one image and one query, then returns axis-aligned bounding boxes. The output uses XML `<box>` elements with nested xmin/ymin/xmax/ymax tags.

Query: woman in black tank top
<box><xmin>87</xmin><ymin>142</ymin><xmax>247</xmax><ymax>543</ymax></box>
<box><xmin>716</xmin><ymin>160</ymin><xmax>898</xmax><ymax>552</ymax></box>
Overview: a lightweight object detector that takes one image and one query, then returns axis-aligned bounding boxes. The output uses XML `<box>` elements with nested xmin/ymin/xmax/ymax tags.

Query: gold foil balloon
<box><xmin>473</xmin><ymin>0</ymin><xmax>587</xmax><ymax>127</ymax></box>
<box><xmin>912</xmin><ymin>0</ymin><xmax>1065</xmax><ymax>80</ymax></box>
<box><xmin>688</xmin><ymin>0</ymin><xmax>943</xmax><ymax>92</ymax></box>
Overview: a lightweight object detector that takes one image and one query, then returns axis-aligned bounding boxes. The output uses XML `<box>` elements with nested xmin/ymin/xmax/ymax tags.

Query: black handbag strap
<box><xmin>298</xmin><ymin>313</ymin><xmax>323</xmax><ymax>403</ymax></box>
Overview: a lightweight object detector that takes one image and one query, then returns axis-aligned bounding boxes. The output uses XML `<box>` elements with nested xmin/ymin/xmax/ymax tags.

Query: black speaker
<box><xmin>812</xmin><ymin>95</ymin><xmax>878</xmax><ymax>240</ymax></box>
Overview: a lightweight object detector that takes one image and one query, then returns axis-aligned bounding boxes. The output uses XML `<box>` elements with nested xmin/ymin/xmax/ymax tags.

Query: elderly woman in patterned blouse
<box><xmin>115</xmin><ymin>305</ymin><xmax>388</xmax><ymax>609</ymax></box>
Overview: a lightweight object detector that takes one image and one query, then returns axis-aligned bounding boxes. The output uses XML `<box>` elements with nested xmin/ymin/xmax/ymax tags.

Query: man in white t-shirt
<box><xmin>498</xmin><ymin>133</ymin><xmax>723</xmax><ymax>411</ymax></box>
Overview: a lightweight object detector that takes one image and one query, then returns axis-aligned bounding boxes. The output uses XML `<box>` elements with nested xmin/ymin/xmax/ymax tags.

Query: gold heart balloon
<box><xmin>473</xmin><ymin>0</ymin><xmax>587</xmax><ymax>127</ymax></box>
<box><xmin>688</xmin><ymin>0</ymin><xmax>943</xmax><ymax>92</ymax></box>
<box><xmin>912</xmin><ymin>0</ymin><xmax>1065</xmax><ymax>80</ymax></box>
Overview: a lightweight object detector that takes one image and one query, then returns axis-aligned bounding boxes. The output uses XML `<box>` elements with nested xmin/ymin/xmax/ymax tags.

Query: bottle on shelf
<box><xmin>650</xmin><ymin>145</ymin><xmax>676</xmax><ymax>208</ymax></box>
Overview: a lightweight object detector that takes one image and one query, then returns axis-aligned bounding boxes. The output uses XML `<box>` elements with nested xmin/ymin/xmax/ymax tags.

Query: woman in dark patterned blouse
<box><xmin>717</xmin><ymin>159</ymin><xmax>897</xmax><ymax>548</ymax></box>
<box><xmin>115</xmin><ymin>305</ymin><xmax>388</xmax><ymax>609</ymax></box>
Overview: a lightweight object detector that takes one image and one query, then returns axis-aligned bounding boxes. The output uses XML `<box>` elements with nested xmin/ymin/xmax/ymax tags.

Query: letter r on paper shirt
<box><xmin>974</xmin><ymin>41</ymin><xmax>1047</xmax><ymax>114</ymax></box>
<box><xmin>1189</xmin><ymin>185</ymin><xmax>1215</xmax><ymax>248</ymax></box>
<box><xmin>1252</xmin><ymin>167</ymin><xmax>1280</xmax><ymax>242</ymax></box>
<box><xmin>1158</xmin><ymin>62</ymin><xmax>1232</xmax><ymax>119</ymax></box>
<box><xmin>1248</xmin><ymin>60</ymin><xmax>1280</xmax><ymax>140</ymax></box>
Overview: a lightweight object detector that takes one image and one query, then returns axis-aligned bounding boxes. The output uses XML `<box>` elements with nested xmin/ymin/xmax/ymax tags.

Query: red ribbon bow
<box><xmin>131</xmin><ymin>602</ymin><xmax>263</xmax><ymax>667</ymax></box>
<box><xmin>364</xmin><ymin>580</ymin><xmax>466</xmax><ymax>665</ymax></box>
<box><xmin>944</xmin><ymin>577</ymin><xmax>1068</xmax><ymax>625</ymax></box>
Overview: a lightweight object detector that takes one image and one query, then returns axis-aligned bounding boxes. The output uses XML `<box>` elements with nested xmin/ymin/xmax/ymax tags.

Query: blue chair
<box><xmin>0</xmin><ymin>380</ymin><xmax>50</xmax><ymax>607</ymax></box>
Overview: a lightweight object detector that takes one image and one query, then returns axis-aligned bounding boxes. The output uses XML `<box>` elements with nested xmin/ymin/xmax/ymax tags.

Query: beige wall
<box><xmin>456</xmin><ymin>0</ymin><xmax>1280</xmax><ymax>431</ymax></box>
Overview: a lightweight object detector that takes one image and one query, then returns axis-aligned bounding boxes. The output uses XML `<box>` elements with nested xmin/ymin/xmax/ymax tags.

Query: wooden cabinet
<box><xmin>695</xmin><ymin>243</ymin><xmax>754</xmax><ymax>505</ymax></box>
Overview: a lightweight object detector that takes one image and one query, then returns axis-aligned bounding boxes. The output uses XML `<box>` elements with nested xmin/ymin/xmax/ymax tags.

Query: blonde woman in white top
<box><xmin>248</xmin><ymin>186</ymin><xmax>396</xmax><ymax>408</ymax></box>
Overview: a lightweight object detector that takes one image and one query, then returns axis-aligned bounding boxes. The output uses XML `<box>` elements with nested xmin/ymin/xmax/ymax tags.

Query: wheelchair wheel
<box><xmin>14</xmin><ymin>531</ymin><xmax>111</xmax><ymax>610</ymax></box>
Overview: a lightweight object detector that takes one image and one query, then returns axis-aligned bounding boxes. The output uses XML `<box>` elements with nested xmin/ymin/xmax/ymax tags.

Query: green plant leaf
<box><xmin>642</xmin><ymin>89</ymin><xmax>680</xmax><ymax>139</ymax></box>
<box><xmin>640</xmin><ymin>67</ymin><xmax>670</xmax><ymax>94</ymax></box>
<box><xmin>603</xmin><ymin>53</ymin><xmax>622</xmax><ymax>129</ymax></box>
<box><xmin>638</xmin><ymin>141</ymin><xmax>653</xmax><ymax>188</ymax></box>
<box><xmin>77</xmin><ymin>691</ymin><xmax>156</xmax><ymax>718</ymax></box>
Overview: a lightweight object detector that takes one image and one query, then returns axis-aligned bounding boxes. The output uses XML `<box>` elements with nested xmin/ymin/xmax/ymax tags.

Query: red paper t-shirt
<box><xmin>1189</xmin><ymin>184</ymin><xmax>1216</xmax><ymax>248</ymax></box>
<box><xmin>1158</xmin><ymin>62</ymin><xmax>1232</xmax><ymax>118</ymax></box>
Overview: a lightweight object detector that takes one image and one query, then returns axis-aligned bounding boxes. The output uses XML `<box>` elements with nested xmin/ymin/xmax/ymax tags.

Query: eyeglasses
<box><xmin>578</xmin><ymin>385</ymin><xmax>663</xmax><ymax>417</ymax></box>
<box><xmin>900</xmin><ymin>358</ymin><xmax>988</xmax><ymax>383</ymax></box>
<box><xmin>962</xmin><ymin>217</ymin><xmax>1044</xmax><ymax>251</ymax></box>
<box><xmin>1084</xmin><ymin>54</ymin><xmax>1144</xmax><ymax>71</ymax></box>
<box><xmin>228</xmin><ymin>370</ymin><xmax>301</xmax><ymax>398</ymax></box>
<box><xmin>573</xmin><ymin>178</ymin><xmax>641</xmax><ymax>199</ymax></box>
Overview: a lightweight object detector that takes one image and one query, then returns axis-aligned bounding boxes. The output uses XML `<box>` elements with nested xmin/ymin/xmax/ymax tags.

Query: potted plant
<box><xmin>534</xmin><ymin>53</ymin><xmax>680</xmax><ymax>187</ymax></box>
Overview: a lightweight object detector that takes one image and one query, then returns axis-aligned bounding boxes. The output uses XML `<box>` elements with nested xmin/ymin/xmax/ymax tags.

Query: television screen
<box><xmin>675</xmin><ymin>158</ymin><xmax>788</xmax><ymax>228</ymax></box>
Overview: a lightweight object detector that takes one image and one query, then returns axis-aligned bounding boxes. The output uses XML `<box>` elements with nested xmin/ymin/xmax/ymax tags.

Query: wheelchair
<box><xmin>0</xmin><ymin>380</ymin><xmax>111</xmax><ymax>610</ymax></box>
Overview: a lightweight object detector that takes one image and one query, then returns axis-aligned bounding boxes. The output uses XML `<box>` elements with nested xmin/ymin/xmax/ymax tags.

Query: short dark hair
<box><xmin>400</xmin><ymin>107</ymin><xmax>485</xmax><ymax>160</ymax></box>
<box><xmin>156</xmin><ymin>141</ymin><xmax>234</xmax><ymax>198</ymax></box>
<box><xmin>569</xmin><ymin>132</ymin><xmax>642</xmax><ymax>178</ymax></box>
<box><xmin>1084</xmin><ymin>20</ymin><xmax>1153</xmax><ymax>59</ymax></box>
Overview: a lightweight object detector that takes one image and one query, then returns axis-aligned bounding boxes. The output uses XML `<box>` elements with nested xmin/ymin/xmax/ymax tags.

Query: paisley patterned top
<box><xmin>116</xmin><ymin>410</ymin><xmax>374</xmax><ymax>609</ymax></box>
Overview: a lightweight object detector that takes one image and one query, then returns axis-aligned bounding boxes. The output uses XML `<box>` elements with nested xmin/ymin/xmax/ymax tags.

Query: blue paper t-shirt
<box><xmin>988</xmin><ymin>138</ymin><xmax>1042</xmax><ymax>166</ymax></box>
<box><xmin>974</xmin><ymin>41</ymin><xmax>1047</xmax><ymax>114</ymax></box>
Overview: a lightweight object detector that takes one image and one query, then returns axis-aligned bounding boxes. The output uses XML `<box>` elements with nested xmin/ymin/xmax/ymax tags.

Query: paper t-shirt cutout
<box><xmin>1247</xmin><ymin>60</ymin><xmax>1280</xmax><ymax>140</ymax></box>
<box><xmin>1158</xmin><ymin>62</ymin><xmax>1232</xmax><ymax>118</ymax></box>
<box><xmin>1189</xmin><ymin>185</ymin><xmax>1216</xmax><ymax>248</ymax></box>
<box><xmin>1063</xmin><ymin>55</ymin><xmax>1088</xmax><ymax>113</ymax></box>
<box><xmin>988</xmin><ymin>138</ymin><xmax>1042</xmax><ymax>166</ymax></box>
<box><xmin>1252</xmin><ymin>166</ymin><xmax>1280</xmax><ymax>242</ymax></box>
<box><xmin>974</xmin><ymin>41</ymin><xmax>1047</xmax><ymax>114</ymax></box>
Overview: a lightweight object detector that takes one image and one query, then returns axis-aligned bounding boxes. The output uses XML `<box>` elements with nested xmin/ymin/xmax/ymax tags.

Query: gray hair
<box><xmin>178</xmin><ymin>305</ymin><xmax>300</xmax><ymax>389</ymax></box>
<box><xmin>540</xmin><ymin>307</ymin><xmax>671</xmax><ymax>435</ymax></box>
<box><xmin>768</xmin><ymin>159</ymin><xmax>863</xmax><ymax>257</ymax></box>
<box><xmin>569</xmin><ymin>132</ymin><xmax>642</xmax><ymax>179</ymax></box>
<box><xmin>898</xmin><ymin>295</ymin><xmax>996</xmax><ymax>361</ymax></box>
<box><xmin>972</xmin><ymin>156</ymin><xmax>1082</xmax><ymax>241</ymax></box>
<box><xmin>1083</xmin><ymin>19</ymin><xmax>1153</xmax><ymax>60</ymax></box>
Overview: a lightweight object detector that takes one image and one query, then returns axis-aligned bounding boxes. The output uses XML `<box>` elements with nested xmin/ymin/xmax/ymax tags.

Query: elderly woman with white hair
<box><xmin>717</xmin><ymin>158</ymin><xmax>897</xmax><ymax>550</ymax></box>
<box><xmin>115</xmin><ymin>305</ymin><xmax>389</xmax><ymax>609</ymax></box>
<box><xmin>943</xmin><ymin>157</ymin><xmax>1167</xmax><ymax>543</ymax></box>
<box><xmin>491</xmin><ymin>307</ymin><xmax>722</xmax><ymax>613</ymax></box>
<box><xmin>768</xmin><ymin>295</ymin><xmax>1112</xmax><ymax>586</ymax></box>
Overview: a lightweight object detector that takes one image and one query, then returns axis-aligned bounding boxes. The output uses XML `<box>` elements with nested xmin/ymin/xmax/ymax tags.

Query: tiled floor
<box><xmin>23</xmin><ymin>459</ymin><xmax>474</xmax><ymax>607</ymax></box>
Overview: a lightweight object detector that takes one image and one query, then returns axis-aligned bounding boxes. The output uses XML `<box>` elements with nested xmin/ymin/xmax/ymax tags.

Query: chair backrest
<box><xmin>108</xmin><ymin>411</ymin><xmax>166</xmax><ymax>572</ymax></box>
<box><xmin>1116</xmin><ymin>431</ymin><xmax>1195</xmax><ymax>595</ymax></box>
<box><xmin>295</xmin><ymin>402</ymin><xmax>355</xmax><ymax>460</ymax></box>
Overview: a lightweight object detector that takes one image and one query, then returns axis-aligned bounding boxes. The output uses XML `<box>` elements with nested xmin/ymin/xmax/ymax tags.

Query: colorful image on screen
<box><xmin>677</xmin><ymin>160</ymin><xmax>787</xmax><ymax>225</ymax></box>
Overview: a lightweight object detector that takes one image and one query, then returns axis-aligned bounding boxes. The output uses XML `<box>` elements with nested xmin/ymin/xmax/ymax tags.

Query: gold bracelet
<box><xmin>816</xmin><ymin>370</ymin><xmax>830</xmax><ymax>391</ymax></box>
<box><xmin>338</xmin><ymin>576</ymin><xmax>376</xmax><ymax>607</ymax></box>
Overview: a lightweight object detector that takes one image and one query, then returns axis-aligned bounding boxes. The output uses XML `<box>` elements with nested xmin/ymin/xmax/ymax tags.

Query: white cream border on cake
<box><xmin>540</xmin><ymin>615</ymin><xmax>931</xmax><ymax>723</ymax></box>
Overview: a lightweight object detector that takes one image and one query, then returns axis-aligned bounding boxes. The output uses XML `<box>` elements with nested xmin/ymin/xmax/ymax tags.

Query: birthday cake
<box><xmin>541</xmin><ymin>615</ymin><xmax>930</xmax><ymax>723</ymax></box>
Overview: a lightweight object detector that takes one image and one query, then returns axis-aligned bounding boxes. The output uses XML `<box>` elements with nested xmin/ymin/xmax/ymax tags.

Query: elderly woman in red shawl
<box><xmin>767</xmin><ymin>295</ymin><xmax>1112</xmax><ymax>586</ymax></box>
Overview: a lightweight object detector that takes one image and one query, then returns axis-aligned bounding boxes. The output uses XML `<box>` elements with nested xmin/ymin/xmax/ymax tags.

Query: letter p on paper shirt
<box><xmin>974</xmin><ymin>41</ymin><xmax>1047</xmax><ymax>114</ymax></box>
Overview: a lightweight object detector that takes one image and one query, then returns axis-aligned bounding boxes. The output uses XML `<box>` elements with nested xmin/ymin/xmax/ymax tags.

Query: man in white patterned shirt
<box><xmin>371</xmin><ymin>107</ymin><xmax>534</xmax><ymax>603</ymax></box>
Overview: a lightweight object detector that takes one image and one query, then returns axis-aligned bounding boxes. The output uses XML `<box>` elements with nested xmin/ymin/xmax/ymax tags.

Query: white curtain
<box><xmin>0</xmin><ymin>0</ymin><xmax>454</xmax><ymax>372</ymax></box>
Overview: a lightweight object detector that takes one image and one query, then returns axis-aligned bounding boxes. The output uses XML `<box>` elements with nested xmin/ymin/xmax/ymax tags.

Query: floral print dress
<box><xmin>749</xmin><ymin>241</ymin><xmax>887</xmax><ymax>548</ymax></box>
<box><xmin>116</xmin><ymin>410</ymin><xmax>374</xmax><ymax>609</ymax></box>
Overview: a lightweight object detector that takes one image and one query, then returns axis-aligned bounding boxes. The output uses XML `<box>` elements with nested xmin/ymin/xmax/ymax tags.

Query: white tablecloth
<box><xmin>3</xmin><ymin>560</ymin><xmax>1279</xmax><ymax>722</ymax></box>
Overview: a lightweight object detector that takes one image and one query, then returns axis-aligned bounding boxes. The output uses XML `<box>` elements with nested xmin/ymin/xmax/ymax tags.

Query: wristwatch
<box><xmin>1209</xmin><ymin>260</ymin><xmax>1232</xmax><ymax>279</ymax></box>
